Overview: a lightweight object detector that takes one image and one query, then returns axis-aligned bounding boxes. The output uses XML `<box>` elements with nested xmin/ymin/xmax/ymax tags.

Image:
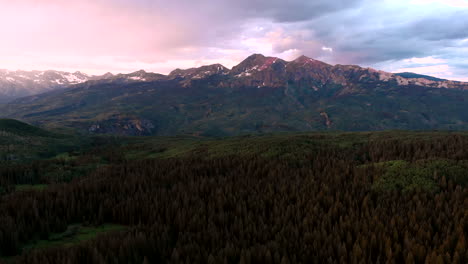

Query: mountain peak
<box><xmin>242</xmin><ymin>53</ymin><xmax>278</xmax><ymax>63</ymax></box>
<box><xmin>231</xmin><ymin>54</ymin><xmax>284</xmax><ymax>75</ymax></box>
<box><xmin>210</xmin><ymin>63</ymin><xmax>228</xmax><ymax>69</ymax></box>
<box><xmin>197</xmin><ymin>63</ymin><xmax>228</xmax><ymax>71</ymax></box>
<box><xmin>246</xmin><ymin>53</ymin><xmax>266</xmax><ymax>60</ymax></box>
<box><xmin>294</xmin><ymin>55</ymin><xmax>312</xmax><ymax>62</ymax></box>
<box><xmin>102</xmin><ymin>72</ymin><xmax>114</xmax><ymax>77</ymax></box>
<box><xmin>132</xmin><ymin>70</ymin><xmax>147</xmax><ymax>75</ymax></box>
<box><xmin>168</xmin><ymin>63</ymin><xmax>229</xmax><ymax>80</ymax></box>
<box><xmin>291</xmin><ymin>55</ymin><xmax>331</xmax><ymax>67</ymax></box>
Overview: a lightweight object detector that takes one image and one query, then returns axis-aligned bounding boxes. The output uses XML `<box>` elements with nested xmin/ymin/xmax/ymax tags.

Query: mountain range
<box><xmin>2</xmin><ymin>54</ymin><xmax>468</xmax><ymax>136</ymax></box>
<box><xmin>0</xmin><ymin>69</ymin><xmax>169</xmax><ymax>103</ymax></box>
<box><xmin>0</xmin><ymin>70</ymin><xmax>91</xmax><ymax>103</ymax></box>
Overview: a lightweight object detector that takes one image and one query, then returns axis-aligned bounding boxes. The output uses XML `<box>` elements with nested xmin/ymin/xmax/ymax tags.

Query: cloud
<box><xmin>396</xmin><ymin>64</ymin><xmax>451</xmax><ymax>75</ymax></box>
<box><xmin>411</xmin><ymin>0</ymin><xmax>468</xmax><ymax>8</ymax></box>
<box><xmin>372</xmin><ymin>55</ymin><xmax>467</xmax><ymax>81</ymax></box>
<box><xmin>227</xmin><ymin>0</ymin><xmax>364</xmax><ymax>22</ymax></box>
<box><xmin>0</xmin><ymin>0</ymin><xmax>467</xmax><ymax>81</ymax></box>
<box><xmin>404</xmin><ymin>57</ymin><xmax>446</xmax><ymax>64</ymax></box>
<box><xmin>404</xmin><ymin>11</ymin><xmax>468</xmax><ymax>41</ymax></box>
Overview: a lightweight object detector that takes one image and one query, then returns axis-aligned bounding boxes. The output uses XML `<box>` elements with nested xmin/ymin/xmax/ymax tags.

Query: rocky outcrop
<box><xmin>168</xmin><ymin>64</ymin><xmax>229</xmax><ymax>87</ymax></box>
<box><xmin>320</xmin><ymin>112</ymin><xmax>332</xmax><ymax>128</ymax></box>
<box><xmin>88</xmin><ymin>118</ymin><xmax>155</xmax><ymax>136</ymax></box>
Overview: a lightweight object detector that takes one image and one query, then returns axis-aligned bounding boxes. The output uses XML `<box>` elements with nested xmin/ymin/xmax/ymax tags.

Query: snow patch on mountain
<box><xmin>259</xmin><ymin>58</ymin><xmax>278</xmax><ymax>71</ymax></box>
<box><xmin>0</xmin><ymin>70</ymin><xmax>93</xmax><ymax>103</ymax></box>
<box><xmin>64</xmin><ymin>73</ymin><xmax>88</xmax><ymax>83</ymax></box>
<box><xmin>129</xmin><ymin>76</ymin><xmax>146</xmax><ymax>81</ymax></box>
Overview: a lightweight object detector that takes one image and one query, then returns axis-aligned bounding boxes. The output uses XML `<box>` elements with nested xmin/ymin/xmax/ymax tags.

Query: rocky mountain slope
<box><xmin>2</xmin><ymin>54</ymin><xmax>468</xmax><ymax>135</ymax></box>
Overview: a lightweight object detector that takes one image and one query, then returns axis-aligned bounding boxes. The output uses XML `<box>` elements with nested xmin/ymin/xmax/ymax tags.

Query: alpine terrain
<box><xmin>2</xmin><ymin>54</ymin><xmax>468</xmax><ymax>136</ymax></box>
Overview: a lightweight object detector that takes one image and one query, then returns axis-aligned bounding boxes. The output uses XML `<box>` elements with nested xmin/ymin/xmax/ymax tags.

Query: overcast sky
<box><xmin>1</xmin><ymin>0</ymin><xmax>467</xmax><ymax>81</ymax></box>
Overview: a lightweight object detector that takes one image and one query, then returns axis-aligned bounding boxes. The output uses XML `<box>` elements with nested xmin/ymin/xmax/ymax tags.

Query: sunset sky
<box><xmin>1</xmin><ymin>0</ymin><xmax>467</xmax><ymax>81</ymax></box>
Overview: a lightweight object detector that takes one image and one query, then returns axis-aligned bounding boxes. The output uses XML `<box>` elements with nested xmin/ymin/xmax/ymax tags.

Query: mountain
<box><xmin>395</xmin><ymin>72</ymin><xmax>447</xmax><ymax>82</ymax></box>
<box><xmin>2</xmin><ymin>54</ymin><xmax>468</xmax><ymax>136</ymax></box>
<box><xmin>0</xmin><ymin>70</ymin><xmax>93</xmax><ymax>103</ymax></box>
<box><xmin>0</xmin><ymin>119</ymin><xmax>82</xmax><ymax>161</ymax></box>
<box><xmin>0</xmin><ymin>118</ymin><xmax>54</xmax><ymax>137</ymax></box>
<box><xmin>169</xmin><ymin>64</ymin><xmax>229</xmax><ymax>79</ymax></box>
<box><xmin>0</xmin><ymin>69</ymin><xmax>162</xmax><ymax>103</ymax></box>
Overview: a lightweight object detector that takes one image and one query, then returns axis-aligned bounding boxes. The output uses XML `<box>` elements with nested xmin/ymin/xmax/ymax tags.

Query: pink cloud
<box><xmin>0</xmin><ymin>1</ymin><xmax>184</xmax><ymax>57</ymax></box>
<box><xmin>0</xmin><ymin>1</ymin><xmax>342</xmax><ymax>74</ymax></box>
<box><xmin>0</xmin><ymin>0</ymin><xmax>245</xmax><ymax>74</ymax></box>
<box><xmin>403</xmin><ymin>57</ymin><xmax>446</xmax><ymax>64</ymax></box>
<box><xmin>0</xmin><ymin>0</ymin><xmax>466</xmax><ymax>79</ymax></box>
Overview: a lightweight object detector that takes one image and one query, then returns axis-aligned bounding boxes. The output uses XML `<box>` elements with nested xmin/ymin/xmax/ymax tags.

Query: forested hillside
<box><xmin>0</xmin><ymin>119</ymin><xmax>85</xmax><ymax>161</ymax></box>
<box><xmin>0</xmin><ymin>131</ymin><xmax>467</xmax><ymax>263</ymax></box>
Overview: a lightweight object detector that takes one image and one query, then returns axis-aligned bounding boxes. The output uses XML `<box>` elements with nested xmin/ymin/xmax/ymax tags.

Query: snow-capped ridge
<box><xmin>0</xmin><ymin>70</ymin><xmax>94</xmax><ymax>102</ymax></box>
<box><xmin>169</xmin><ymin>64</ymin><xmax>229</xmax><ymax>79</ymax></box>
